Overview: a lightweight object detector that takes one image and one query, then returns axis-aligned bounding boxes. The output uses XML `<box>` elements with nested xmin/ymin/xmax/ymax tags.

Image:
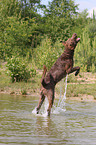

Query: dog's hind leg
<box><xmin>36</xmin><ymin>93</ymin><xmax>45</xmax><ymax>114</ymax></box>
<box><xmin>47</xmin><ymin>90</ymin><xmax>55</xmax><ymax>116</ymax></box>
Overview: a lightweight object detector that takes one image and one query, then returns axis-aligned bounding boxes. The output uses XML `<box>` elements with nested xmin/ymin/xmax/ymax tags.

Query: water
<box><xmin>32</xmin><ymin>75</ymin><xmax>68</xmax><ymax>116</ymax></box>
<box><xmin>53</xmin><ymin>74</ymin><xmax>68</xmax><ymax>114</ymax></box>
<box><xmin>0</xmin><ymin>94</ymin><xmax>96</xmax><ymax>144</ymax></box>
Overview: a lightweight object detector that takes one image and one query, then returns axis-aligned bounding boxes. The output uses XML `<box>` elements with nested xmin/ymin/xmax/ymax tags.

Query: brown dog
<box><xmin>36</xmin><ymin>33</ymin><xmax>80</xmax><ymax>116</ymax></box>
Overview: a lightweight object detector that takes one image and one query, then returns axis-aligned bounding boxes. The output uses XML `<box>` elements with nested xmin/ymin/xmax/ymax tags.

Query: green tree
<box><xmin>0</xmin><ymin>16</ymin><xmax>40</xmax><ymax>58</ymax></box>
<box><xmin>20</xmin><ymin>0</ymin><xmax>46</xmax><ymax>18</ymax></box>
<box><xmin>71</xmin><ymin>9</ymin><xmax>91</xmax><ymax>37</ymax></box>
<box><xmin>0</xmin><ymin>0</ymin><xmax>45</xmax><ymax>59</ymax></box>
<box><xmin>0</xmin><ymin>0</ymin><xmax>21</xmax><ymax>18</ymax></box>
<box><xmin>44</xmin><ymin>0</ymin><xmax>79</xmax><ymax>42</ymax></box>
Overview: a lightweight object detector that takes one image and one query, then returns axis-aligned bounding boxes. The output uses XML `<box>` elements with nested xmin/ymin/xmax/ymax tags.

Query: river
<box><xmin>0</xmin><ymin>94</ymin><xmax>96</xmax><ymax>144</ymax></box>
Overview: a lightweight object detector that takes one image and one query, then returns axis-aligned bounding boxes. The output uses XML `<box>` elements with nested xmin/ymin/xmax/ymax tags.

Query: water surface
<box><xmin>0</xmin><ymin>94</ymin><xmax>96</xmax><ymax>144</ymax></box>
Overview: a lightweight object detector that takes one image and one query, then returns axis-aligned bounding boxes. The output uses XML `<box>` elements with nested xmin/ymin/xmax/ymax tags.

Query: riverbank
<box><xmin>0</xmin><ymin>62</ymin><xmax>96</xmax><ymax>102</ymax></box>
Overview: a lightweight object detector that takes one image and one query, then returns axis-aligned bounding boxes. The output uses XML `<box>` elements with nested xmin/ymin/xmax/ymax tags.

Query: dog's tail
<box><xmin>41</xmin><ymin>66</ymin><xmax>55</xmax><ymax>88</ymax></box>
<box><xmin>41</xmin><ymin>65</ymin><xmax>47</xmax><ymax>84</ymax></box>
<box><xmin>41</xmin><ymin>65</ymin><xmax>55</xmax><ymax>88</ymax></box>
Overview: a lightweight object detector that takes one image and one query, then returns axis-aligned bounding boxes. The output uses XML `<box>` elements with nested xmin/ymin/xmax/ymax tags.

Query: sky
<box><xmin>41</xmin><ymin>0</ymin><xmax>96</xmax><ymax>17</ymax></box>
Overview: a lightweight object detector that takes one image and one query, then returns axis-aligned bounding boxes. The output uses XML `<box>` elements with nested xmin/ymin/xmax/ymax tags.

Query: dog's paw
<box><xmin>36</xmin><ymin>108</ymin><xmax>39</xmax><ymax>114</ymax></box>
<box><xmin>32</xmin><ymin>107</ymin><xmax>39</xmax><ymax>114</ymax></box>
<box><xmin>75</xmin><ymin>69</ymin><xmax>79</xmax><ymax>76</ymax></box>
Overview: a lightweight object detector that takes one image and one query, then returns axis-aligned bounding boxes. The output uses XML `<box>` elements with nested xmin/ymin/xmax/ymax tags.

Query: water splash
<box><xmin>32</xmin><ymin>107</ymin><xmax>37</xmax><ymax>115</ymax></box>
<box><xmin>52</xmin><ymin>74</ymin><xmax>68</xmax><ymax>114</ymax></box>
<box><xmin>40</xmin><ymin>98</ymin><xmax>49</xmax><ymax>117</ymax></box>
<box><xmin>32</xmin><ymin>98</ymin><xmax>49</xmax><ymax>117</ymax></box>
<box><xmin>58</xmin><ymin>74</ymin><xmax>68</xmax><ymax>108</ymax></box>
<box><xmin>32</xmin><ymin>74</ymin><xmax>68</xmax><ymax>116</ymax></box>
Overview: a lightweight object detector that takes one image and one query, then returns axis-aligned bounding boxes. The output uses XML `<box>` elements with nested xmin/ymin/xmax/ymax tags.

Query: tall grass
<box><xmin>75</xmin><ymin>32</ymin><xmax>96</xmax><ymax>72</ymax></box>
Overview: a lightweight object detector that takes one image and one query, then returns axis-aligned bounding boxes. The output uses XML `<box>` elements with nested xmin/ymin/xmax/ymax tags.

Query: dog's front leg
<box><xmin>74</xmin><ymin>67</ymin><xmax>80</xmax><ymax>76</ymax></box>
<box><xmin>66</xmin><ymin>66</ymin><xmax>80</xmax><ymax>76</ymax></box>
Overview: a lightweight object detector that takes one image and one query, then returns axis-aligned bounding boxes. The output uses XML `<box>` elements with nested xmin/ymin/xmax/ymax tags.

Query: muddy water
<box><xmin>0</xmin><ymin>94</ymin><xmax>96</xmax><ymax>144</ymax></box>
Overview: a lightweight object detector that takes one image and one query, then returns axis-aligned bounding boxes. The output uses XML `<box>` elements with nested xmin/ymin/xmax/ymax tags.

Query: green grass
<box><xmin>67</xmin><ymin>84</ymin><xmax>96</xmax><ymax>98</ymax></box>
<box><xmin>55</xmin><ymin>73</ymin><xmax>96</xmax><ymax>99</ymax></box>
<box><xmin>56</xmin><ymin>83</ymin><xmax>96</xmax><ymax>99</ymax></box>
<box><xmin>56</xmin><ymin>84</ymin><xmax>96</xmax><ymax>98</ymax></box>
<box><xmin>0</xmin><ymin>63</ymin><xmax>96</xmax><ymax>99</ymax></box>
<box><xmin>0</xmin><ymin>65</ymin><xmax>41</xmax><ymax>95</ymax></box>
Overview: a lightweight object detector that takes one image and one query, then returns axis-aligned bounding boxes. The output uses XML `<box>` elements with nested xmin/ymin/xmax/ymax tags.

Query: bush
<box><xmin>0</xmin><ymin>16</ymin><xmax>41</xmax><ymax>59</ymax></box>
<box><xmin>33</xmin><ymin>37</ymin><xmax>63</xmax><ymax>70</ymax></box>
<box><xmin>6</xmin><ymin>56</ymin><xmax>36</xmax><ymax>82</ymax></box>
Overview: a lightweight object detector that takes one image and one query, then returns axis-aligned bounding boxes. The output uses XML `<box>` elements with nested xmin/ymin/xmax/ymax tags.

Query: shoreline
<box><xmin>0</xmin><ymin>89</ymin><xmax>96</xmax><ymax>102</ymax></box>
<box><xmin>0</xmin><ymin>63</ymin><xmax>96</xmax><ymax>102</ymax></box>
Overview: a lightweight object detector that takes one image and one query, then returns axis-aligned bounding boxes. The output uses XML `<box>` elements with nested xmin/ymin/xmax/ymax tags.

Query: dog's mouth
<box><xmin>76</xmin><ymin>38</ymin><xmax>80</xmax><ymax>43</ymax></box>
<box><xmin>72</xmin><ymin>33</ymin><xmax>80</xmax><ymax>43</ymax></box>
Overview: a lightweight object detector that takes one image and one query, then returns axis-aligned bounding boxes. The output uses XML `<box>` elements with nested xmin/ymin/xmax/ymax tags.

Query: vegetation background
<box><xmin>0</xmin><ymin>0</ymin><xmax>96</xmax><ymax>83</ymax></box>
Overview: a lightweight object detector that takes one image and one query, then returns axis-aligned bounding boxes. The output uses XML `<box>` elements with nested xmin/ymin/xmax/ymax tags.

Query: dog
<box><xmin>36</xmin><ymin>33</ymin><xmax>80</xmax><ymax>116</ymax></box>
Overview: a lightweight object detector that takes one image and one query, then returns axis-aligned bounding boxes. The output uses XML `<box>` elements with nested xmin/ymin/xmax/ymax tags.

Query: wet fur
<box><xmin>36</xmin><ymin>33</ymin><xmax>80</xmax><ymax>116</ymax></box>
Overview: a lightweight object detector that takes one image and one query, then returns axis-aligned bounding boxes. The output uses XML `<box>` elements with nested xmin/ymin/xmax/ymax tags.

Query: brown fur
<box><xmin>36</xmin><ymin>33</ymin><xmax>80</xmax><ymax>116</ymax></box>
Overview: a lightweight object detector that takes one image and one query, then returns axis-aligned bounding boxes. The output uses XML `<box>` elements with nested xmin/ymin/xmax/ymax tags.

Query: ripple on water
<box><xmin>0</xmin><ymin>94</ymin><xmax>96</xmax><ymax>144</ymax></box>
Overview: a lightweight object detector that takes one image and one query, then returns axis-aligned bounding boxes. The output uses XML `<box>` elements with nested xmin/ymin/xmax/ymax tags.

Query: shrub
<box><xmin>0</xmin><ymin>16</ymin><xmax>41</xmax><ymax>59</ymax></box>
<box><xmin>33</xmin><ymin>37</ymin><xmax>63</xmax><ymax>70</ymax></box>
<box><xmin>6</xmin><ymin>56</ymin><xmax>36</xmax><ymax>82</ymax></box>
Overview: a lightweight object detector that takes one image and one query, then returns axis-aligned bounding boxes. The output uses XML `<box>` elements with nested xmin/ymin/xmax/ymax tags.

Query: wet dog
<box><xmin>36</xmin><ymin>33</ymin><xmax>80</xmax><ymax>116</ymax></box>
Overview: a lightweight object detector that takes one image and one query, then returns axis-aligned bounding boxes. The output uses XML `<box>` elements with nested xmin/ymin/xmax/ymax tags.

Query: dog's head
<box><xmin>62</xmin><ymin>33</ymin><xmax>80</xmax><ymax>50</ymax></box>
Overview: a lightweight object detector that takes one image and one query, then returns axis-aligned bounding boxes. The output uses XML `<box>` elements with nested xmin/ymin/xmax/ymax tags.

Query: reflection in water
<box><xmin>0</xmin><ymin>94</ymin><xmax>96</xmax><ymax>144</ymax></box>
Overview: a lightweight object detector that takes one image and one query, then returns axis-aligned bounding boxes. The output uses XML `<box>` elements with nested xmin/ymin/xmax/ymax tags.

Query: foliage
<box><xmin>0</xmin><ymin>0</ymin><xmax>21</xmax><ymax>18</ymax></box>
<box><xmin>92</xmin><ymin>36</ymin><xmax>96</xmax><ymax>72</ymax></box>
<box><xmin>44</xmin><ymin>0</ymin><xmax>79</xmax><ymax>42</ymax></box>
<box><xmin>33</xmin><ymin>31</ymin><xmax>96</xmax><ymax>73</ymax></box>
<box><xmin>6</xmin><ymin>56</ymin><xmax>36</xmax><ymax>82</ymax></box>
<box><xmin>85</xmin><ymin>22</ymin><xmax>96</xmax><ymax>46</ymax></box>
<box><xmin>0</xmin><ymin>0</ymin><xmax>96</xmax><ymax>73</ymax></box>
<box><xmin>0</xmin><ymin>0</ymin><xmax>45</xmax><ymax>59</ymax></box>
<box><xmin>71</xmin><ymin>9</ymin><xmax>91</xmax><ymax>37</ymax></box>
<box><xmin>0</xmin><ymin>16</ymin><xmax>40</xmax><ymax>58</ymax></box>
<box><xmin>20</xmin><ymin>0</ymin><xmax>46</xmax><ymax>18</ymax></box>
<box><xmin>33</xmin><ymin>37</ymin><xmax>63</xmax><ymax>69</ymax></box>
<box><xmin>74</xmin><ymin>31</ymin><xmax>96</xmax><ymax>72</ymax></box>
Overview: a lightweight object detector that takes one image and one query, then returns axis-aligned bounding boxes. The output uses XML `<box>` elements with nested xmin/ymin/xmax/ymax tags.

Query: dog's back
<box><xmin>41</xmin><ymin>33</ymin><xmax>80</xmax><ymax>87</ymax></box>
